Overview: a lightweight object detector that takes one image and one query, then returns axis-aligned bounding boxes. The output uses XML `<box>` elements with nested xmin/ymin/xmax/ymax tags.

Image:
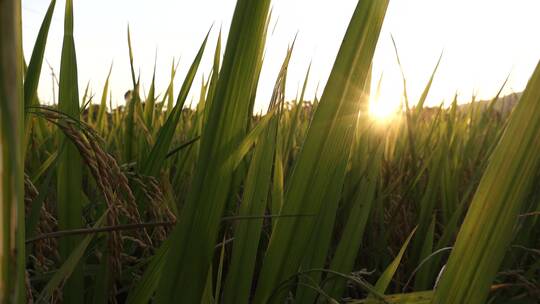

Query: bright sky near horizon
<box><xmin>22</xmin><ymin>0</ymin><xmax>540</xmax><ymax>112</ymax></box>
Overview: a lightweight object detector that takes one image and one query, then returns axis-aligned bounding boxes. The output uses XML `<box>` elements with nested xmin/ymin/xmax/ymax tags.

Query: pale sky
<box><xmin>22</xmin><ymin>0</ymin><xmax>540</xmax><ymax>112</ymax></box>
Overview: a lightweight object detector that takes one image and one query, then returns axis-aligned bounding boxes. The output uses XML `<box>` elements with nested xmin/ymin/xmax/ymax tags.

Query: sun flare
<box><xmin>368</xmin><ymin>96</ymin><xmax>400</xmax><ymax>122</ymax></box>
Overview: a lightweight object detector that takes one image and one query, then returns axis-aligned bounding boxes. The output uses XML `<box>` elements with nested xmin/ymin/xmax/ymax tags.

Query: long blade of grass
<box><xmin>56</xmin><ymin>0</ymin><xmax>84</xmax><ymax>301</ymax></box>
<box><xmin>432</xmin><ymin>61</ymin><xmax>540</xmax><ymax>303</ymax></box>
<box><xmin>0</xmin><ymin>0</ymin><xmax>25</xmax><ymax>301</ymax></box>
<box><xmin>253</xmin><ymin>1</ymin><xmax>389</xmax><ymax>302</ymax></box>
<box><xmin>155</xmin><ymin>1</ymin><xmax>271</xmax><ymax>301</ymax></box>
<box><xmin>96</xmin><ymin>63</ymin><xmax>113</xmax><ymax>132</ymax></box>
<box><xmin>202</xmin><ymin>30</ymin><xmax>222</xmax><ymax>129</ymax></box>
<box><xmin>295</xmin><ymin>70</ymin><xmax>372</xmax><ymax>304</ymax></box>
<box><xmin>222</xmin><ymin>48</ymin><xmax>291</xmax><ymax>304</ymax></box>
<box><xmin>324</xmin><ymin>147</ymin><xmax>382</xmax><ymax>299</ymax></box>
<box><xmin>413</xmin><ymin>216</ymin><xmax>436</xmax><ymax>290</ymax></box>
<box><xmin>23</xmin><ymin>0</ymin><xmax>56</xmax><ymax>155</ymax></box>
<box><xmin>227</xmin><ymin>108</ymin><xmax>275</xmax><ymax>170</ymax></box>
<box><xmin>221</xmin><ymin>117</ymin><xmax>277</xmax><ymax>302</ymax></box>
<box><xmin>124</xmin><ymin>26</ymin><xmax>138</xmax><ymax>162</ymax></box>
<box><xmin>144</xmin><ymin>55</ymin><xmax>157</xmax><ymax>128</ymax></box>
<box><xmin>414</xmin><ymin>52</ymin><xmax>442</xmax><ymax>115</ymax></box>
<box><xmin>139</xmin><ymin>31</ymin><xmax>209</xmax><ymax>179</ymax></box>
<box><xmin>371</xmin><ymin>227</ymin><xmax>416</xmax><ymax>296</ymax></box>
<box><xmin>283</xmin><ymin>64</ymin><xmax>310</xmax><ymax>170</ymax></box>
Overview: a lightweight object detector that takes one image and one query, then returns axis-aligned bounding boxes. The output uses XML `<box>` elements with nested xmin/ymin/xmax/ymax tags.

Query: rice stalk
<box><xmin>0</xmin><ymin>0</ymin><xmax>25</xmax><ymax>301</ymax></box>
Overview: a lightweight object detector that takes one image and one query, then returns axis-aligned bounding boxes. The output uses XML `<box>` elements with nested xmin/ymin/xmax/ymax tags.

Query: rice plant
<box><xmin>0</xmin><ymin>0</ymin><xmax>25</xmax><ymax>302</ymax></box>
<box><xmin>0</xmin><ymin>0</ymin><xmax>539</xmax><ymax>303</ymax></box>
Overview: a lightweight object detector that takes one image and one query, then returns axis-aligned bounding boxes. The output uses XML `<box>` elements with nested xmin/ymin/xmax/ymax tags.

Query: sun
<box><xmin>368</xmin><ymin>95</ymin><xmax>400</xmax><ymax>122</ymax></box>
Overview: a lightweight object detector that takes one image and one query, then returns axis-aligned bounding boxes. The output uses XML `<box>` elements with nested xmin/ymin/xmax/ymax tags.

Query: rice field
<box><xmin>1</xmin><ymin>0</ymin><xmax>539</xmax><ymax>303</ymax></box>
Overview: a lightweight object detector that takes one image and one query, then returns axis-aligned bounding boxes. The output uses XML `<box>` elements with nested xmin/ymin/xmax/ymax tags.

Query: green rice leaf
<box><xmin>139</xmin><ymin>31</ymin><xmax>209</xmax><ymax>179</ymax></box>
<box><xmin>0</xmin><ymin>0</ymin><xmax>25</xmax><ymax>301</ymax></box>
<box><xmin>155</xmin><ymin>1</ymin><xmax>271</xmax><ymax>301</ymax></box>
<box><xmin>432</xmin><ymin>61</ymin><xmax>540</xmax><ymax>303</ymax></box>
<box><xmin>56</xmin><ymin>0</ymin><xmax>84</xmax><ymax>301</ymax></box>
<box><xmin>23</xmin><ymin>0</ymin><xmax>56</xmax><ymax>155</ymax></box>
<box><xmin>253</xmin><ymin>1</ymin><xmax>389</xmax><ymax>302</ymax></box>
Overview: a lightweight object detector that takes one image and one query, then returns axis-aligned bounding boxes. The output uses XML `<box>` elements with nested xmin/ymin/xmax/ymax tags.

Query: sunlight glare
<box><xmin>368</xmin><ymin>91</ymin><xmax>401</xmax><ymax>122</ymax></box>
